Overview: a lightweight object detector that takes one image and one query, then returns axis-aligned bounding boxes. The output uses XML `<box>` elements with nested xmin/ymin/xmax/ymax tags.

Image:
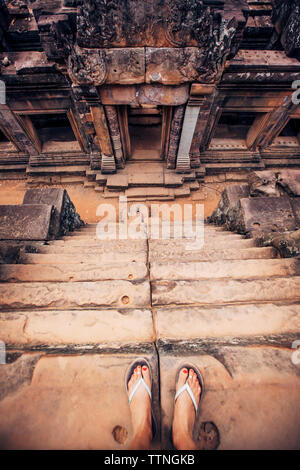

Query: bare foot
<box><xmin>127</xmin><ymin>364</ymin><xmax>152</xmax><ymax>445</ymax></box>
<box><xmin>172</xmin><ymin>368</ymin><xmax>201</xmax><ymax>450</ymax></box>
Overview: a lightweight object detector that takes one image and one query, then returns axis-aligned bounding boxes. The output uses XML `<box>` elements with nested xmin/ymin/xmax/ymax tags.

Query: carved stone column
<box><xmin>105</xmin><ymin>105</ymin><xmax>125</xmax><ymax>169</ymax></box>
<box><xmin>166</xmin><ymin>105</ymin><xmax>185</xmax><ymax>170</ymax></box>
<box><xmin>90</xmin><ymin>105</ymin><xmax>116</xmax><ymax>174</ymax></box>
<box><xmin>176</xmin><ymin>104</ymin><xmax>201</xmax><ymax>173</ymax></box>
<box><xmin>189</xmin><ymin>85</ymin><xmax>218</xmax><ymax>163</ymax></box>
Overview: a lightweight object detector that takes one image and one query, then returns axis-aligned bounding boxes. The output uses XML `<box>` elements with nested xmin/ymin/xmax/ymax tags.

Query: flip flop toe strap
<box><xmin>175</xmin><ymin>383</ymin><xmax>198</xmax><ymax>413</ymax></box>
<box><xmin>128</xmin><ymin>377</ymin><xmax>152</xmax><ymax>404</ymax></box>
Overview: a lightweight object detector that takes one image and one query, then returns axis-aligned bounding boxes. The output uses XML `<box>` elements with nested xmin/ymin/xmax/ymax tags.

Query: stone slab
<box><xmin>164</xmin><ymin>173</ymin><xmax>184</xmax><ymax>187</ymax></box>
<box><xmin>0</xmin><ymin>280</ymin><xmax>151</xmax><ymax>310</ymax></box>
<box><xmin>159</xmin><ymin>347</ymin><xmax>300</xmax><ymax>449</ymax></box>
<box><xmin>150</xmin><ymin>258</ymin><xmax>300</xmax><ymax>281</ymax></box>
<box><xmin>208</xmin><ymin>184</ymin><xmax>250</xmax><ymax>228</ymax></box>
<box><xmin>277</xmin><ymin>169</ymin><xmax>300</xmax><ymax>196</ymax></box>
<box><xmin>149</xmin><ymin>247</ymin><xmax>277</xmax><ymax>262</ymax></box>
<box><xmin>248</xmin><ymin>170</ymin><xmax>279</xmax><ymax>197</ymax></box>
<box><xmin>0</xmin><ymin>351</ymin><xmax>160</xmax><ymax>449</ymax></box>
<box><xmin>149</xmin><ymin>236</ymin><xmax>254</xmax><ymax>251</ymax></box>
<box><xmin>106</xmin><ymin>175</ymin><xmax>129</xmax><ymax>190</ymax></box>
<box><xmin>0</xmin><ymin>204</ymin><xmax>54</xmax><ymax>241</ymax></box>
<box><xmin>20</xmin><ymin>252</ymin><xmax>147</xmax><ymax>265</ymax></box>
<box><xmin>151</xmin><ymin>277</ymin><xmax>300</xmax><ymax>306</ymax></box>
<box><xmin>127</xmin><ymin>173</ymin><xmax>164</xmax><ymax>186</ymax></box>
<box><xmin>236</xmin><ymin>197</ymin><xmax>297</xmax><ymax>235</ymax></box>
<box><xmin>155</xmin><ymin>303</ymin><xmax>300</xmax><ymax>344</ymax></box>
<box><xmin>0</xmin><ymin>262</ymin><xmax>148</xmax><ymax>282</ymax></box>
<box><xmin>23</xmin><ymin>188</ymin><xmax>84</xmax><ymax>237</ymax></box>
<box><xmin>0</xmin><ymin>309</ymin><xmax>154</xmax><ymax>347</ymax></box>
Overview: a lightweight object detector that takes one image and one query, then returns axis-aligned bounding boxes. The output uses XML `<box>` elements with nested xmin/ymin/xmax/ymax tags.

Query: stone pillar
<box><xmin>166</xmin><ymin>105</ymin><xmax>185</xmax><ymax>170</ymax></box>
<box><xmin>189</xmin><ymin>85</ymin><xmax>218</xmax><ymax>161</ymax></box>
<box><xmin>176</xmin><ymin>105</ymin><xmax>200</xmax><ymax>173</ymax></box>
<box><xmin>90</xmin><ymin>105</ymin><xmax>116</xmax><ymax>174</ymax></box>
<box><xmin>105</xmin><ymin>105</ymin><xmax>125</xmax><ymax>169</ymax></box>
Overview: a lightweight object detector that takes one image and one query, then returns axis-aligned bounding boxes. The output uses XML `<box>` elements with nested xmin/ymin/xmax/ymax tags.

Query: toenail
<box><xmin>142</xmin><ymin>366</ymin><xmax>147</xmax><ymax>371</ymax></box>
<box><xmin>183</xmin><ymin>369</ymin><xmax>188</xmax><ymax>373</ymax></box>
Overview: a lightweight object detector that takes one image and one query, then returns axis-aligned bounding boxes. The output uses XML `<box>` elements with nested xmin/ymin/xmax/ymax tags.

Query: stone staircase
<box><xmin>0</xmin><ymin>222</ymin><xmax>300</xmax><ymax>449</ymax></box>
<box><xmin>85</xmin><ymin>161</ymin><xmax>205</xmax><ymax>200</ymax></box>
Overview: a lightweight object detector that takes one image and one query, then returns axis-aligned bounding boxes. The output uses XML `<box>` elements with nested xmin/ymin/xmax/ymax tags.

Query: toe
<box><xmin>177</xmin><ymin>367</ymin><xmax>188</xmax><ymax>390</ymax></box>
<box><xmin>141</xmin><ymin>365</ymin><xmax>151</xmax><ymax>389</ymax></box>
<box><xmin>188</xmin><ymin>369</ymin><xmax>194</xmax><ymax>386</ymax></box>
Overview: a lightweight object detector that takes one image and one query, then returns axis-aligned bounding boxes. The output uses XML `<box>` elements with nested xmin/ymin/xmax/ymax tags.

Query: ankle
<box><xmin>132</xmin><ymin>422</ymin><xmax>152</xmax><ymax>445</ymax></box>
<box><xmin>132</xmin><ymin>415</ymin><xmax>152</xmax><ymax>441</ymax></box>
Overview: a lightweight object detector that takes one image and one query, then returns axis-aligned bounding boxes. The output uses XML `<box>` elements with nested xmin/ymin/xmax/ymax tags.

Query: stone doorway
<box><xmin>119</xmin><ymin>105</ymin><xmax>173</xmax><ymax>162</ymax></box>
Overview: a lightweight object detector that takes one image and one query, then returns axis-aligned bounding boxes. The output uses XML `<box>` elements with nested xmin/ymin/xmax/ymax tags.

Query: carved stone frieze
<box><xmin>68</xmin><ymin>46</ymin><xmax>107</xmax><ymax>86</ymax></box>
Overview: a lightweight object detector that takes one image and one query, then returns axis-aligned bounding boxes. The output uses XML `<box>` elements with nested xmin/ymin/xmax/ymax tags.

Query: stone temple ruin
<box><xmin>0</xmin><ymin>0</ymin><xmax>300</xmax><ymax>450</ymax></box>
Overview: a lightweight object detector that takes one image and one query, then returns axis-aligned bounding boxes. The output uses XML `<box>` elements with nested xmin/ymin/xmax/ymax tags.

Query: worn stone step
<box><xmin>0</xmin><ymin>350</ymin><xmax>160</xmax><ymax>450</ymax></box>
<box><xmin>150</xmin><ymin>258</ymin><xmax>300</xmax><ymax>281</ymax></box>
<box><xmin>0</xmin><ymin>308</ymin><xmax>154</xmax><ymax>347</ymax></box>
<box><xmin>0</xmin><ymin>262</ymin><xmax>148</xmax><ymax>282</ymax></box>
<box><xmin>64</xmin><ymin>224</ymin><xmax>147</xmax><ymax>238</ymax></box>
<box><xmin>159</xmin><ymin>347</ymin><xmax>300</xmax><ymax>449</ymax></box>
<box><xmin>151</xmin><ymin>277</ymin><xmax>300</xmax><ymax>306</ymax></box>
<box><xmin>147</xmin><ymin>227</ymin><xmax>247</xmax><ymax>240</ymax></box>
<box><xmin>19</xmin><ymin>252</ymin><xmax>147</xmax><ymax>265</ymax></box>
<box><xmin>149</xmin><ymin>237</ymin><xmax>255</xmax><ymax>250</ymax></box>
<box><xmin>125</xmin><ymin>187</ymin><xmax>171</xmax><ymax>198</ymax></box>
<box><xmin>0</xmin><ymin>280</ymin><xmax>151</xmax><ymax>310</ymax></box>
<box><xmin>83</xmin><ymin>223</ymin><xmax>228</xmax><ymax>234</ymax></box>
<box><xmin>40</xmin><ymin>239</ymin><xmax>147</xmax><ymax>252</ymax></box>
<box><xmin>149</xmin><ymin>246</ymin><xmax>277</xmax><ymax>262</ymax></box>
<box><xmin>155</xmin><ymin>303</ymin><xmax>300</xmax><ymax>346</ymax></box>
<box><xmin>58</xmin><ymin>231</ymin><xmax>246</xmax><ymax>245</ymax></box>
<box><xmin>127</xmin><ymin>172</ymin><xmax>164</xmax><ymax>186</ymax></box>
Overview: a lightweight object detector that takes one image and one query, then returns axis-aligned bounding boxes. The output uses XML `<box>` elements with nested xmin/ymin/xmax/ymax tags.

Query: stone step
<box><xmin>127</xmin><ymin>172</ymin><xmax>164</xmax><ymax>186</ymax></box>
<box><xmin>151</xmin><ymin>277</ymin><xmax>300</xmax><ymax>306</ymax></box>
<box><xmin>82</xmin><ymin>223</ymin><xmax>227</xmax><ymax>233</ymax></box>
<box><xmin>0</xmin><ymin>308</ymin><xmax>154</xmax><ymax>347</ymax></box>
<box><xmin>0</xmin><ymin>262</ymin><xmax>148</xmax><ymax>282</ymax></box>
<box><xmin>59</xmin><ymin>231</ymin><xmax>246</xmax><ymax>243</ymax></box>
<box><xmin>150</xmin><ymin>258</ymin><xmax>300</xmax><ymax>281</ymax></box>
<box><xmin>0</xmin><ymin>280</ymin><xmax>151</xmax><ymax>310</ymax></box>
<box><xmin>19</xmin><ymin>252</ymin><xmax>147</xmax><ymax>265</ymax></box>
<box><xmin>0</xmin><ymin>350</ymin><xmax>160</xmax><ymax>450</ymax></box>
<box><xmin>149</xmin><ymin>246</ymin><xmax>277</xmax><ymax>262</ymax></box>
<box><xmin>26</xmin><ymin>165</ymin><xmax>88</xmax><ymax>175</ymax></box>
<box><xmin>155</xmin><ymin>303</ymin><xmax>300</xmax><ymax>345</ymax></box>
<box><xmin>42</xmin><ymin>239</ymin><xmax>147</xmax><ymax>251</ymax></box>
<box><xmin>67</xmin><ymin>226</ymin><xmax>243</xmax><ymax>241</ymax></box>
<box><xmin>125</xmin><ymin>187</ymin><xmax>171</xmax><ymax>198</ymax></box>
<box><xmin>149</xmin><ymin>237</ymin><xmax>255</xmax><ymax>250</ymax></box>
<box><xmin>159</xmin><ymin>346</ymin><xmax>300</xmax><ymax>449</ymax></box>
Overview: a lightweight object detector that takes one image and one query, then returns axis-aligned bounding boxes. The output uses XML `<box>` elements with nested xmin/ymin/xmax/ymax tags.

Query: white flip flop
<box><xmin>174</xmin><ymin>363</ymin><xmax>204</xmax><ymax>414</ymax></box>
<box><xmin>125</xmin><ymin>358</ymin><xmax>157</xmax><ymax>438</ymax></box>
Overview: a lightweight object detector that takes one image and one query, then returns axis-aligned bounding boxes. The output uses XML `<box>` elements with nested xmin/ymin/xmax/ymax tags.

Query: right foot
<box><xmin>127</xmin><ymin>364</ymin><xmax>152</xmax><ymax>442</ymax></box>
<box><xmin>172</xmin><ymin>368</ymin><xmax>201</xmax><ymax>450</ymax></box>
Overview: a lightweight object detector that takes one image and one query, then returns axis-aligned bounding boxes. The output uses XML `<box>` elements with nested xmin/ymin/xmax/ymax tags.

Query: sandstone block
<box><xmin>277</xmin><ymin>169</ymin><xmax>300</xmax><ymax>196</ymax></box>
<box><xmin>235</xmin><ymin>197</ymin><xmax>297</xmax><ymax>235</ymax></box>
<box><xmin>23</xmin><ymin>188</ymin><xmax>84</xmax><ymax>237</ymax></box>
<box><xmin>0</xmin><ymin>204</ymin><xmax>55</xmax><ymax>241</ymax></box>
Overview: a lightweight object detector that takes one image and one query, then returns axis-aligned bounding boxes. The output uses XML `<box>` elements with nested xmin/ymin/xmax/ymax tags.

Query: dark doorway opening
<box><xmin>128</xmin><ymin>106</ymin><xmax>163</xmax><ymax>160</ymax></box>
